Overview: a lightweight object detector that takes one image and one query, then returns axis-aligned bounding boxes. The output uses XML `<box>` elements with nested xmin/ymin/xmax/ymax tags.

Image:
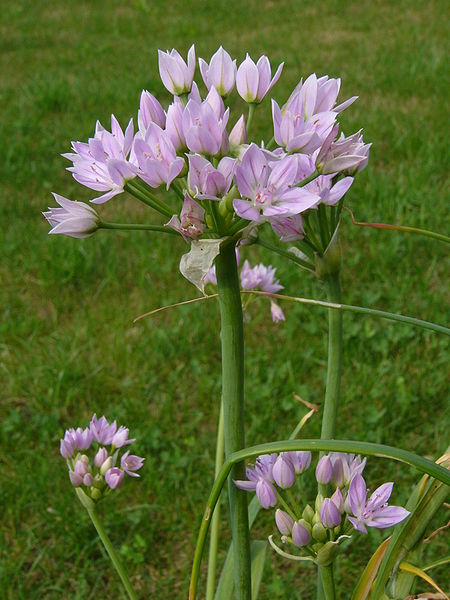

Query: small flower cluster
<box><xmin>205</xmin><ymin>255</ymin><xmax>285</xmax><ymax>322</ymax></box>
<box><xmin>45</xmin><ymin>44</ymin><xmax>370</xmax><ymax>257</ymax></box>
<box><xmin>235</xmin><ymin>452</ymin><xmax>409</xmax><ymax>564</ymax></box>
<box><xmin>60</xmin><ymin>414</ymin><xmax>144</xmax><ymax>502</ymax></box>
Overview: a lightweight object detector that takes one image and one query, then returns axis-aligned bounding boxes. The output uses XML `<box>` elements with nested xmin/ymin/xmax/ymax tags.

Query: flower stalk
<box><xmin>86</xmin><ymin>507</ymin><xmax>137</xmax><ymax>600</ymax></box>
<box><xmin>215</xmin><ymin>241</ymin><xmax>252</xmax><ymax>600</ymax></box>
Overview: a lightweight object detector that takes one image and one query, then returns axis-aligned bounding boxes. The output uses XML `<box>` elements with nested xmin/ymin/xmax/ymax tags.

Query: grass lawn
<box><xmin>1</xmin><ymin>0</ymin><xmax>448</xmax><ymax>598</ymax></box>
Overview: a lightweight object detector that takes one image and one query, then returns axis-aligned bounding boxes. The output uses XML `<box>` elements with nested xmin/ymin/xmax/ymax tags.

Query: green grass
<box><xmin>1</xmin><ymin>0</ymin><xmax>449</xmax><ymax>598</ymax></box>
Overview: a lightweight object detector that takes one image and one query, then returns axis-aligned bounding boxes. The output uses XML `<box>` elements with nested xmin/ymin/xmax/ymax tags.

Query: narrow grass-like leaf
<box><xmin>399</xmin><ymin>562</ymin><xmax>449</xmax><ymax>599</ymax></box>
<box><xmin>351</xmin><ymin>537</ymin><xmax>391</xmax><ymax>600</ymax></box>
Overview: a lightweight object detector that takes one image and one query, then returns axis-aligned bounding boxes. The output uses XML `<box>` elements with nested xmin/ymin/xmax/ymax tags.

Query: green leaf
<box><xmin>214</xmin><ymin>540</ymin><xmax>267</xmax><ymax>600</ymax></box>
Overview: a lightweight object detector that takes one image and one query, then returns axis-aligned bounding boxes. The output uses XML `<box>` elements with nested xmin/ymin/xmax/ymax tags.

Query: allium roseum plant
<box><xmin>49</xmin><ymin>45</ymin><xmax>450</xmax><ymax>600</ymax></box>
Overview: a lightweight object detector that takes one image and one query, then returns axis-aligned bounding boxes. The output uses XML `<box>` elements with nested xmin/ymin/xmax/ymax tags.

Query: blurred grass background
<box><xmin>0</xmin><ymin>0</ymin><xmax>448</xmax><ymax>598</ymax></box>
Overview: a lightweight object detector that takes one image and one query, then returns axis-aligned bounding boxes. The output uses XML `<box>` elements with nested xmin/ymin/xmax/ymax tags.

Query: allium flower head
<box><xmin>158</xmin><ymin>45</ymin><xmax>196</xmax><ymax>95</ymax></box>
<box><xmin>43</xmin><ymin>194</ymin><xmax>99</xmax><ymax>239</ymax></box>
<box><xmin>236</xmin><ymin>54</ymin><xmax>284</xmax><ymax>103</ymax></box>
<box><xmin>199</xmin><ymin>46</ymin><xmax>237</xmax><ymax>97</ymax></box>
<box><xmin>347</xmin><ymin>475</ymin><xmax>410</xmax><ymax>534</ymax></box>
<box><xmin>61</xmin><ymin>414</ymin><xmax>144</xmax><ymax>503</ymax></box>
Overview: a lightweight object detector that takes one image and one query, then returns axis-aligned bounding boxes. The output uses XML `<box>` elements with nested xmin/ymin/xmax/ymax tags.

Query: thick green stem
<box><xmin>318</xmin><ymin>271</ymin><xmax>342</xmax><ymax>597</ymax></box>
<box><xmin>215</xmin><ymin>242</ymin><xmax>252</xmax><ymax>600</ymax></box>
<box><xmin>320</xmin><ymin>565</ymin><xmax>336</xmax><ymax>600</ymax></box>
<box><xmin>87</xmin><ymin>509</ymin><xmax>137</xmax><ymax>600</ymax></box>
<box><xmin>320</xmin><ymin>272</ymin><xmax>343</xmax><ymax>441</ymax></box>
<box><xmin>206</xmin><ymin>401</ymin><xmax>225</xmax><ymax>600</ymax></box>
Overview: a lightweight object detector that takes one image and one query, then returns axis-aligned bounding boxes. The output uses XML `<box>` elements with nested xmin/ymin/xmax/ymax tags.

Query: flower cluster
<box><xmin>205</xmin><ymin>255</ymin><xmax>285</xmax><ymax>322</ymax></box>
<box><xmin>235</xmin><ymin>452</ymin><xmax>409</xmax><ymax>564</ymax></box>
<box><xmin>60</xmin><ymin>414</ymin><xmax>144</xmax><ymax>502</ymax></box>
<box><xmin>45</xmin><ymin>44</ymin><xmax>370</xmax><ymax>258</ymax></box>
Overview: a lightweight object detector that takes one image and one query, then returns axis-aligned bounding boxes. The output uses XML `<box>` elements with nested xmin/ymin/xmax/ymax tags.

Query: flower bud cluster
<box><xmin>46</xmin><ymin>44</ymin><xmax>370</xmax><ymax>254</ymax></box>
<box><xmin>235</xmin><ymin>452</ymin><xmax>409</xmax><ymax>565</ymax></box>
<box><xmin>60</xmin><ymin>414</ymin><xmax>144</xmax><ymax>503</ymax></box>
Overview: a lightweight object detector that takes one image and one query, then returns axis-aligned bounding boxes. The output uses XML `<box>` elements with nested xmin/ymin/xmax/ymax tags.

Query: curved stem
<box><xmin>125</xmin><ymin>181</ymin><xmax>173</xmax><ymax>218</ymax></box>
<box><xmin>87</xmin><ymin>509</ymin><xmax>137</xmax><ymax>600</ymax></box>
<box><xmin>206</xmin><ymin>401</ymin><xmax>225</xmax><ymax>600</ymax></box>
<box><xmin>99</xmin><ymin>221</ymin><xmax>178</xmax><ymax>235</ymax></box>
<box><xmin>189</xmin><ymin>439</ymin><xmax>449</xmax><ymax>599</ymax></box>
<box><xmin>215</xmin><ymin>243</ymin><xmax>252</xmax><ymax>600</ymax></box>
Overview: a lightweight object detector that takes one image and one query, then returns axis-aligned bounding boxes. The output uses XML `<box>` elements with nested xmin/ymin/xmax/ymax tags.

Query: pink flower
<box><xmin>43</xmin><ymin>194</ymin><xmax>99</xmax><ymax>238</ymax></box>
<box><xmin>133</xmin><ymin>123</ymin><xmax>185</xmax><ymax>189</ymax></box>
<box><xmin>236</xmin><ymin>54</ymin><xmax>284</xmax><ymax>103</ymax></box>
<box><xmin>105</xmin><ymin>467</ymin><xmax>125</xmax><ymax>489</ymax></box>
<box><xmin>158</xmin><ymin>45</ymin><xmax>196</xmax><ymax>95</ymax></box>
<box><xmin>233</xmin><ymin>144</ymin><xmax>319</xmax><ymax>223</ymax></box>
<box><xmin>187</xmin><ymin>154</ymin><xmax>236</xmax><ymax>201</ymax></box>
<box><xmin>270</xmin><ymin>301</ymin><xmax>285</xmax><ymax>323</ymax></box>
<box><xmin>229</xmin><ymin>115</ymin><xmax>247</xmax><ymax>149</ymax></box>
<box><xmin>316</xmin><ymin>126</ymin><xmax>371</xmax><ymax>175</ymax></box>
<box><xmin>166</xmin><ymin>194</ymin><xmax>205</xmax><ymax>241</ymax></box>
<box><xmin>199</xmin><ymin>46</ymin><xmax>236</xmax><ymax>96</ymax></box>
<box><xmin>182</xmin><ymin>93</ymin><xmax>230</xmax><ymax>156</ymax></box>
<box><xmin>121</xmin><ymin>451</ymin><xmax>145</xmax><ymax>478</ymax></box>
<box><xmin>138</xmin><ymin>90</ymin><xmax>166</xmax><ymax>134</ymax></box>
<box><xmin>63</xmin><ymin>115</ymin><xmax>137</xmax><ymax>204</ymax></box>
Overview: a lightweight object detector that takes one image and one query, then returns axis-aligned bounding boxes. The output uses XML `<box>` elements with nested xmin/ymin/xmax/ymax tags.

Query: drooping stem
<box><xmin>215</xmin><ymin>242</ymin><xmax>252</xmax><ymax>600</ymax></box>
<box><xmin>206</xmin><ymin>401</ymin><xmax>225</xmax><ymax>600</ymax></box>
<box><xmin>86</xmin><ymin>508</ymin><xmax>137</xmax><ymax>600</ymax></box>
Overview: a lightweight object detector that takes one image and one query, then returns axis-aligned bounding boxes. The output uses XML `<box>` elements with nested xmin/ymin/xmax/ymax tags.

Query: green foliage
<box><xmin>0</xmin><ymin>0</ymin><xmax>448</xmax><ymax>598</ymax></box>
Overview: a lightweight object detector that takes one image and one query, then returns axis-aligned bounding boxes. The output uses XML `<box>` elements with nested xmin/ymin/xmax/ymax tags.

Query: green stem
<box><xmin>99</xmin><ymin>221</ymin><xmax>178</xmax><ymax>235</ymax></box>
<box><xmin>215</xmin><ymin>243</ymin><xmax>252</xmax><ymax>600</ymax></box>
<box><xmin>125</xmin><ymin>181</ymin><xmax>173</xmax><ymax>218</ymax></box>
<box><xmin>206</xmin><ymin>401</ymin><xmax>225</xmax><ymax>600</ymax></box>
<box><xmin>87</xmin><ymin>508</ymin><xmax>137</xmax><ymax>600</ymax></box>
<box><xmin>246</xmin><ymin>103</ymin><xmax>256</xmax><ymax>135</ymax></box>
<box><xmin>320</xmin><ymin>273</ymin><xmax>342</xmax><ymax>442</ymax></box>
<box><xmin>256</xmin><ymin>238</ymin><xmax>315</xmax><ymax>272</ymax></box>
<box><xmin>318</xmin><ymin>272</ymin><xmax>342</xmax><ymax>596</ymax></box>
<box><xmin>298</xmin><ymin>169</ymin><xmax>320</xmax><ymax>188</ymax></box>
<box><xmin>320</xmin><ymin>565</ymin><xmax>336</xmax><ymax>600</ymax></box>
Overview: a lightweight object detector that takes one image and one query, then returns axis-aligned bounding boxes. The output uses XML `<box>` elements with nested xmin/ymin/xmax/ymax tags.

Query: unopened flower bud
<box><xmin>94</xmin><ymin>448</ymin><xmax>108</xmax><ymax>468</ymax></box>
<box><xmin>275</xmin><ymin>509</ymin><xmax>294</xmax><ymax>536</ymax></box>
<box><xmin>331</xmin><ymin>488</ymin><xmax>344</xmax><ymax>513</ymax></box>
<box><xmin>315</xmin><ymin>456</ymin><xmax>333</xmax><ymax>484</ymax></box>
<box><xmin>100</xmin><ymin>457</ymin><xmax>113</xmax><ymax>476</ymax></box>
<box><xmin>83</xmin><ymin>473</ymin><xmax>93</xmax><ymax>487</ymax></box>
<box><xmin>273</xmin><ymin>454</ymin><xmax>295</xmax><ymax>489</ymax></box>
<box><xmin>74</xmin><ymin>459</ymin><xmax>89</xmax><ymax>477</ymax></box>
<box><xmin>320</xmin><ymin>498</ymin><xmax>341</xmax><ymax>528</ymax></box>
<box><xmin>315</xmin><ymin>493</ymin><xmax>324</xmax><ymax>513</ymax></box>
<box><xmin>91</xmin><ymin>487</ymin><xmax>102</xmax><ymax>500</ymax></box>
<box><xmin>292</xmin><ymin>520</ymin><xmax>311</xmax><ymax>547</ymax></box>
<box><xmin>302</xmin><ymin>504</ymin><xmax>315</xmax><ymax>523</ymax></box>
<box><xmin>312</xmin><ymin>522</ymin><xmax>328</xmax><ymax>543</ymax></box>
<box><xmin>69</xmin><ymin>470</ymin><xmax>83</xmax><ymax>487</ymax></box>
